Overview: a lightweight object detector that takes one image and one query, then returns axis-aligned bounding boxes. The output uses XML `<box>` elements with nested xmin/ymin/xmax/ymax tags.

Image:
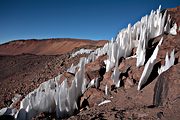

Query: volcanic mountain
<box><xmin>0</xmin><ymin>6</ymin><xmax>180</xmax><ymax>120</ymax></box>
<box><xmin>0</xmin><ymin>38</ymin><xmax>107</xmax><ymax>55</ymax></box>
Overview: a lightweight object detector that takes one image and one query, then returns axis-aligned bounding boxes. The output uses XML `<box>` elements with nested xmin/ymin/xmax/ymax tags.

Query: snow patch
<box><xmin>170</xmin><ymin>23</ymin><xmax>177</xmax><ymax>35</ymax></box>
<box><xmin>71</xmin><ymin>48</ymin><xmax>93</xmax><ymax>58</ymax></box>
<box><xmin>98</xmin><ymin>100</ymin><xmax>111</xmax><ymax>106</ymax></box>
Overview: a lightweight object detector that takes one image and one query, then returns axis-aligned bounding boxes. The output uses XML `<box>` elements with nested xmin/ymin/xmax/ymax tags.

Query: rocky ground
<box><xmin>0</xmin><ymin>6</ymin><xmax>180</xmax><ymax>120</ymax></box>
<box><xmin>0</xmin><ymin>39</ymin><xmax>107</xmax><ymax>109</ymax></box>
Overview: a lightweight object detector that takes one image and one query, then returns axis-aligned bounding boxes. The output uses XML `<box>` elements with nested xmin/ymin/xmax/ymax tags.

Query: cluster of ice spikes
<box><xmin>0</xmin><ymin>5</ymin><xmax>177</xmax><ymax>119</ymax></box>
<box><xmin>15</xmin><ymin>58</ymin><xmax>88</xmax><ymax>119</ymax></box>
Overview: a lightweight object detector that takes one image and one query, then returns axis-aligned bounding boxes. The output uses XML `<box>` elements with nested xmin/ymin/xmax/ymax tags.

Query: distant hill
<box><xmin>0</xmin><ymin>38</ymin><xmax>107</xmax><ymax>55</ymax></box>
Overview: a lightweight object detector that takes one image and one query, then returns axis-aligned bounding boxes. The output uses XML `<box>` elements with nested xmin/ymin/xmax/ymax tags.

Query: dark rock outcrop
<box><xmin>153</xmin><ymin>64</ymin><xmax>180</xmax><ymax>106</ymax></box>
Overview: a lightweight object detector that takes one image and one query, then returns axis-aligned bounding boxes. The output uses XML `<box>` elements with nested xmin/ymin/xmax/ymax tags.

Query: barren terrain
<box><xmin>0</xmin><ymin>6</ymin><xmax>180</xmax><ymax>120</ymax></box>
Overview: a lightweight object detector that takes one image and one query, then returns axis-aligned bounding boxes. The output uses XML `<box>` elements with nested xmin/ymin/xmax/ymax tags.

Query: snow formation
<box><xmin>137</xmin><ymin>38</ymin><xmax>163</xmax><ymax>90</ymax></box>
<box><xmin>158</xmin><ymin>49</ymin><xmax>175</xmax><ymax>74</ymax></box>
<box><xmin>169</xmin><ymin>23</ymin><xmax>177</xmax><ymax>35</ymax></box>
<box><xmin>0</xmin><ymin>5</ymin><xmax>178</xmax><ymax>119</ymax></box>
<box><xmin>71</xmin><ymin>48</ymin><xmax>93</xmax><ymax>58</ymax></box>
<box><xmin>15</xmin><ymin>58</ymin><xmax>88</xmax><ymax>119</ymax></box>
<box><xmin>98</xmin><ymin>100</ymin><xmax>111</xmax><ymax>106</ymax></box>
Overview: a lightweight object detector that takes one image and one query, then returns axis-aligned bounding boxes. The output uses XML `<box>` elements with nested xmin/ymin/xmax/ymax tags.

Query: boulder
<box><xmin>153</xmin><ymin>64</ymin><xmax>180</xmax><ymax>106</ymax></box>
<box><xmin>80</xmin><ymin>88</ymin><xmax>104</xmax><ymax>108</ymax></box>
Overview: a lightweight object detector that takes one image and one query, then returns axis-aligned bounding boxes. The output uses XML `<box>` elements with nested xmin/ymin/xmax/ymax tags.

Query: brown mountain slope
<box><xmin>0</xmin><ymin>38</ymin><xmax>107</xmax><ymax>55</ymax></box>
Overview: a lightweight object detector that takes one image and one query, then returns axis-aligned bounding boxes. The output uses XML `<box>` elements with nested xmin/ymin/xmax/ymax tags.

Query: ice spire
<box><xmin>158</xmin><ymin>49</ymin><xmax>175</xmax><ymax>74</ymax></box>
<box><xmin>138</xmin><ymin>38</ymin><xmax>163</xmax><ymax>90</ymax></box>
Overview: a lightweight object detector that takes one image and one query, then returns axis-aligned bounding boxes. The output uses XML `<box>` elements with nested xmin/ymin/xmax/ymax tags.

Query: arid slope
<box><xmin>0</xmin><ymin>38</ymin><xmax>107</xmax><ymax>55</ymax></box>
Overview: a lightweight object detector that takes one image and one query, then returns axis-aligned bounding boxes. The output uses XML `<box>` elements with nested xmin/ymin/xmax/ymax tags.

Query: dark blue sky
<box><xmin>0</xmin><ymin>0</ymin><xmax>180</xmax><ymax>43</ymax></box>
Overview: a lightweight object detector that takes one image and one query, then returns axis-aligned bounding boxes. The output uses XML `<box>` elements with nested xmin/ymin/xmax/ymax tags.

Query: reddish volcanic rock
<box><xmin>124</xmin><ymin>77</ymin><xmax>134</xmax><ymax>89</ymax></box>
<box><xmin>167</xmin><ymin>6</ymin><xmax>180</xmax><ymax>27</ymax></box>
<box><xmin>85</xmin><ymin>55</ymin><xmax>107</xmax><ymax>81</ymax></box>
<box><xmin>80</xmin><ymin>88</ymin><xmax>104</xmax><ymax>108</ymax></box>
<box><xmin>153</xmin><ymin>64</ymin><xmax>180</xmax><ymax>106</ymax></box>
<box><xmin>122</xmin><ymin>58</ymin><xmax>143</xmax><ymax>81</ymax></box>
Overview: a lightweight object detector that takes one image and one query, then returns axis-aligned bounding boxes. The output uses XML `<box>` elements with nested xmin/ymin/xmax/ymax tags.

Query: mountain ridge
<box><xmin>0</xmin><ymin>38</ymin><xmax>107</xmax><ymax>55</ymax></box>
